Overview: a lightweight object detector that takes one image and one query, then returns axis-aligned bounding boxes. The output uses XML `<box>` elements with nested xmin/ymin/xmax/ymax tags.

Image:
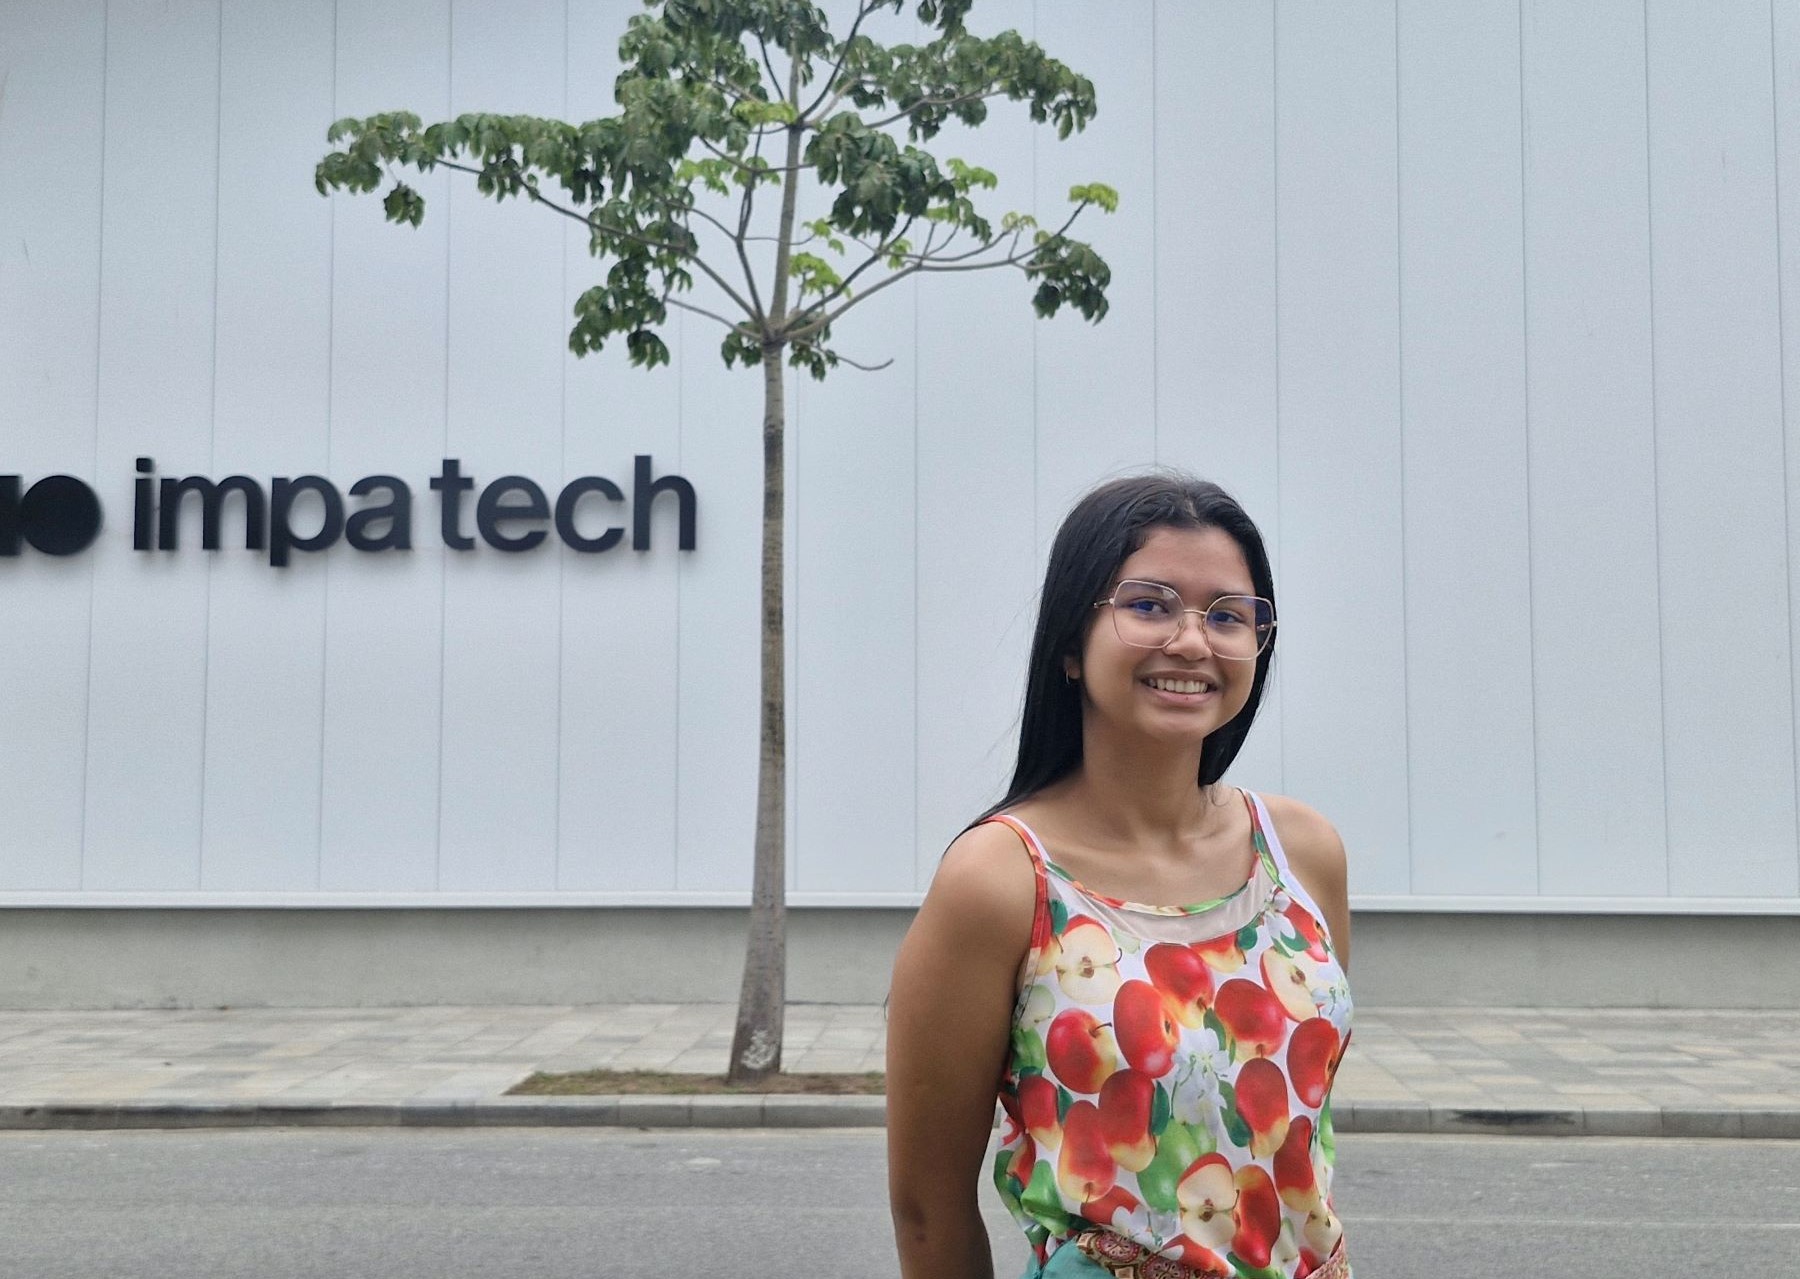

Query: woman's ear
<box><xmin>1062</xmin><ymin>655</ymin><xmax>1080</xmax><ymax>682</ymax></box>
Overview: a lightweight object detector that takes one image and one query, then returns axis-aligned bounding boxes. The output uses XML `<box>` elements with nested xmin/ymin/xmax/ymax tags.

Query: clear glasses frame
<box><xmin>1092</xmin><ymin>579</ymin><xmax>1277</xmax><ymax>660</ymax></box>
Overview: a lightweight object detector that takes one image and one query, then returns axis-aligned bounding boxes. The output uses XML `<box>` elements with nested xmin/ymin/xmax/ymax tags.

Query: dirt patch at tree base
<box><xmin>507</xmin><ymin>1069</ymin><xmax>886</xmax><ymax>1096</ymax></box>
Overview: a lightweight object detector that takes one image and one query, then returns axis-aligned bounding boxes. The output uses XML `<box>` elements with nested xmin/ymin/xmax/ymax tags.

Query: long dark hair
<box><xmin>977</xmin><ymin>470</ymin><xmax>1277</xmax><ymax>822</ymax></box>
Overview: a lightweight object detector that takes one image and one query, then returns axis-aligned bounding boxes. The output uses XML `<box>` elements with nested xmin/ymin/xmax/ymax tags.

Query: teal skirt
<box><xmin>1018</xmin><ymin>1245</ymin><xmax>1111</xmax><ymax>1278</ymax></box>
<box><xmin>1020</xmin><ymin>1241</ymin><xmax>1354</xmax><ymax>1279</ymax></box>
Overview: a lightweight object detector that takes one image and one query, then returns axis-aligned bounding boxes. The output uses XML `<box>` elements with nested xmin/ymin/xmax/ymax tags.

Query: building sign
<box><xmin>1</xmin><ymin>456</ymin><xmax>696</xmax><ymax>565</ymax></box>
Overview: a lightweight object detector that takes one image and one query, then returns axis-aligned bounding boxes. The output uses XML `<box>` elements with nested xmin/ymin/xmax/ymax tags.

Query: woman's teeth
<box><xmin>1145</xmin><ymin>677</ymin><xmax>1213</xmax><ymax>694</ymax></box>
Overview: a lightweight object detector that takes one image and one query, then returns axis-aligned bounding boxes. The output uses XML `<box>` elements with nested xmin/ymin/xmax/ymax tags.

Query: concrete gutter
<box><xmin>4</xmin><ymin>1097</ymin><xmax>1797</xmax><ymax>1138</ymax></box>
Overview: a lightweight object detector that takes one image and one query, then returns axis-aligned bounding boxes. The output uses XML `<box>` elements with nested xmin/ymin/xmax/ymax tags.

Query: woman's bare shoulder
<box><xmin>924</xmin><ymin>818</ymin><xmax>1038</xmax><ymax>935</ymax></box>
<box><xmin>891</xmin><ymin>819</ymin><xmax>1038</xmax><ymax>1019</ymax></box>
<box><xmin>1255</xmin><ymin>792</ymin><xmax>1348</xmax><ymax>887</ymax></box>
<box><xmin>1257</xmin><ymin>792</ymin><xmax>1343</xmax><ymax>853</ymax></box>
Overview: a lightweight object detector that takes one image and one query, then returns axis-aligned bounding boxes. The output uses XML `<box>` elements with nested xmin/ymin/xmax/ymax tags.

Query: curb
<box><xmin>1334</xmin><ymin>1102</ymin><xmax>1800</xmax><ymax>1140</ymax></box>
<box><xmin>3</xmin><ymin>1098</ymin><xmax>1798</xmax><ymax>1137</ymax></box>
<box><xmin>0</xmin><ymin>1095</ymin><xmax>888</xmax><ymax>1131</ymax></box>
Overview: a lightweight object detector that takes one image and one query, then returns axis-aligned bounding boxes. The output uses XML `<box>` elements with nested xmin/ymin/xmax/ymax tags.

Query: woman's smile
<box><xmin>1138</xmin><ymin>673</ymin><xmax>1220</xmax><ymax>703</ymax></box>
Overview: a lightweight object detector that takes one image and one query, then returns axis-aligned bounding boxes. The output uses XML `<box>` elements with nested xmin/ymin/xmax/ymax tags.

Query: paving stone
<box><xmin>3</xmin><ymin>1003</ymin><xmax>1794</xmax><ymax>1133</ymax></box>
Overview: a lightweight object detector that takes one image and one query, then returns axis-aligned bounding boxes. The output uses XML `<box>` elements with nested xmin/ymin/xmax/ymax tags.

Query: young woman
<box><xmin>887</xmin><ymin>472</ymin><xmax>1354</xmax><ymax>1279</ymax></box>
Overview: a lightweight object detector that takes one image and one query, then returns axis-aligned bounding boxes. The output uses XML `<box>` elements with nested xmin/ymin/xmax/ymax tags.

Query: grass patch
<box><xmin>507</xmin><ymin>1068</ymin><xmax>887</xmax><ymax>1096</ymax></box>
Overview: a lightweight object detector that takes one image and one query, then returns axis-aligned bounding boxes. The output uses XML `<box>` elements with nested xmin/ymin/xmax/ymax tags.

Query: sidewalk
<box><xmin>0</xmin><ymin>1004</ymin><xmax>1795</xmax><ymax>1137</ymax></box>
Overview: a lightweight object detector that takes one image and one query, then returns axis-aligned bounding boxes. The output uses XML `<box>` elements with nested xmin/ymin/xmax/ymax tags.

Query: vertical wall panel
<box><xmin>1152</xmin><ymin>0</ymin><xmax>1284</xmax><ymax>797</ymax></box>
<box><xmin>674</xmin><ymin>343</ymin><xmax>761</xmax><ymax>891</ymax></box>
<box><xmin>1397</xmin><ymin>0</ymin><xmax>1537</xmax><ymax>894</ymax></box>
<box><xmin>557</xmin><ymin>0</ymin><xmax>683</xmax><ymax>892</ymax></box>
<box><xmin>914</xmin><ymin>0</ymin><xmax>1039</xmax><ymax>882</ymax></box>
<box><xmin>791</xmin><ymin>19</ymin><xmax>919</xmax><ymax>892</ymax></box>
<box><xmin>0</xmin><ymin>0</ymin><xmax>103</xmax><ymax>889</ymax></box>
<box><xmin>1646</xmin><ymin>0</ymin><xmax>1797</xmax><ymax>897</ymax></box>
<box><xmin>1521</xmin><ymin>0</ymin><xmax>1667</xmax><ymax>896</ymax></box>
<box><xmin>436</xmin><ymin>0</ymin><xmax>567</xmax><ymax>891</ymax></box>
<box><xmin>791</xmin><ymin>321</ymin><xmax>919</xmax><ymax>892</ymax></box>
<box><xmin>320</xmin><ymin>0</ymin><xmax>450</xmax><ymax>892</ymax></box>
<box><xmin>1274</xmin><ymin>0</ymin><xmax>1410</xmax><ymax>893</ymax></box>
<box><xmin>1779</xmin><ymin>0</ymin><xmax>1800</xmax><ymax>895</ymax></box>
<box><xmin>200</xmin><ymin>0</ymin><xmax>336</xmax><ymax>889</ymax></box>
<box><xmin>82</xmin><ymin>0</ymin><xmax>221</xmax><ymax>890</ymax></box>
<box><xmin>1033</xmin><ymin>0</ymin><xmax>1157</xmax><ymax>547</ymax></box>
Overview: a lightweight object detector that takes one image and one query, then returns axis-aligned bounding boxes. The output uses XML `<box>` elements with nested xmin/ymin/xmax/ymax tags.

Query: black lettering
<box><xmin>133</xmin><ymin>457</ymin><xmax>154</xmax><ymax>551</ymax></box>
<box><xmin>476</xmin><ymin>476</ymin><xmax>549</xmax><ymax>551</ymax></box>
<box><xmin>633</xmin><ymin>454</ymin><xmax>696</xmax><ymax>551</ymax></box>
<box><xmin>158</xmin><ymin>475</ymin><xmax>265</xmax><ymax>551</ymax></box>
<box><xmin>268</xmin><ymin>476</ymin><xmax>345</xmax><ymax>567</ymax></box>
<box><xmin>19</xmin><ymin>476</ymin><xmax>102</xmax><ymax>555</ymax></box>
<box><xmin>0</xmin><ymin>476</ymin><xmax>18</xmax><ymax>556</ymax></box>
<box><xmin>429</xmin><ymin>458</ymin><xmax>475</xmax><ymax>550</ymax></box>
<box><xmin>554</xmin><ymin>476</ymin><xmax>625</xmax><ymax>553</ymax></box>
<box><xmin>345</xmin><ymin>476</ymin><xmax>413</xmax><ymax>551</ymax></box>
<box><xmin>1</xmin><ymin>475</ymin><xmax>103</xmax><ymax>557</ymax></box>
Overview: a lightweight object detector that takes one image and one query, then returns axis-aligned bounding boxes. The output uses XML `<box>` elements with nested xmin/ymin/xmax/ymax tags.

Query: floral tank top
<box><xmin>987</xmin><ymin>789</ymin><xmax>1354</xmax><ymax>1279</ymax></box>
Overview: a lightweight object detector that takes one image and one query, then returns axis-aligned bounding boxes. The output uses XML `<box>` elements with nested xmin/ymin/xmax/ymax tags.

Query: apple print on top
<box><xmin>987</xmin><ymin>789</ymin><xmax>1354</xmax><ymax>1279</ymax></box>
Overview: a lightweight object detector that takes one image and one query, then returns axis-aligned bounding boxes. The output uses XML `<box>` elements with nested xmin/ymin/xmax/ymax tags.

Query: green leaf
<box><xmin>1048</xmin><ymin>898</ymin><xmax>1069</xmax><ymax>936</ymax></box>
<box><xmin>1021</xmin><ymin>1160</ymin><xmax>1075</xmax><ymax>1235</ymax></box>
<box><xmin>1150</xmin><ymin>1081</ymin><xmax>1172</xmax><ymax>1136</ymax></box>
<box><xmin>1067</xmin><ymin>181</ymin><xmax>1119</xmax><ymax>212</ymax></box>
<box><xmin>947</xmin><ymin>156</ymin><xmax>998</xmax><ymax>190</ymax></box>
<box><xmin>1055</xmin><ymin>1085</ymin><xmax>1074</xmax><ymax>1122</ymax></box>
<box><xmin>380</xmin><ymin>183</ymin><xmax>425</xmax><ymax>227</ymax></box>
<box><xmin>1010</xmin><ymin>1024</ymin><xmax>1047</xmax><ymax>1074</ymax></box>
<box><xmin>1235</xmin><ymin>921</ymin><xmax>1260</xmax><ymax>952</ymax></box>
<box><xmin>992</xmin><ymin>1146</ymin><xmax>1013</xmax><ymax>1188</ymax></box>
<box><xmin>1203</xmin><ymin>1007</ymin><xmax>1235</xmax><ymax>1059</ymax></box>
<box><xmin>732</xmin><ymin>98</ymin><xmax>797</xmax><ymax>127</ymax></box>
<box><xmin>1217</xmin><ymin>1078</ymin><xmax>1253</xmax><ymax>1150</ymax></box>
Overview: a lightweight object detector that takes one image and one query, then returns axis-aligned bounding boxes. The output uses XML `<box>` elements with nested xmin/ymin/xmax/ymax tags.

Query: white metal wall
<box><xmin>2</xmin><ymin>0</ymin><xmax>1797</xmax><ymax>911</ymax></box>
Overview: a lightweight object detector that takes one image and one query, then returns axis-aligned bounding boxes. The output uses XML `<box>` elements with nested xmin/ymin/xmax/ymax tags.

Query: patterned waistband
<box><xmin>1068</xmin><ymin>1229</ymin><xmax>1350</xmax><ymax>1279</ymax></box>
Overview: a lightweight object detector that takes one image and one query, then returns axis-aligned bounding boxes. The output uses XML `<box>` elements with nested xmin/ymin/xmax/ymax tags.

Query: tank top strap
<box><xmin>1240</xmin><ymin>788</ymin><xmax>1287</xmax><ymax>888</ymax></box>
<box><xmin>977</xmin><ymin>813</ymin><xmax>1055</xmax><ymax>969</ymax></box>
<box><xmin>1244</xmin><ymin>788</ymin><xmax>1339</xmax><ymax>923</ymax></box>
<box><xmin>981</xmin><ymin>812</ymin><xmax>1051</xmax><ymax>869</ymax></box>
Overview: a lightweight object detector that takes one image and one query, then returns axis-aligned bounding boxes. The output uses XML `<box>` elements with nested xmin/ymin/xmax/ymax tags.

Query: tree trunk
<box><xmin>726</xmin><ymin>344</ymin><xmax>787</xmax><ymax>1085</ymax></box>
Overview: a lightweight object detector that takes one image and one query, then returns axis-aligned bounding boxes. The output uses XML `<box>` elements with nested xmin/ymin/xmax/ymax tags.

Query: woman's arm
<box><xmin>887</xmin><ymin>821</ymin><xmax>1038</xmax><ymax>1279</ymax></box>
<box><xmin>1263</xmin><ymin>794</ymin><xmax>1352</xmax><ymax>972</ymax></box>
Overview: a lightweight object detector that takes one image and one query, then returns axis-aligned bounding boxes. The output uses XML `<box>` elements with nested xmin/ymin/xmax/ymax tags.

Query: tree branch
<box><xmin>762</xmin><ymin>61</ymin><xmax>809</xmax><ymax>335</ymax></box>
<box><xmin>785</xmin><ymin>204</ymin><xmax>1092</xmax><ymax>342</ymax></box>
<box><xmin>667</xmin><ymin>293</ymin><xmax>758</xmax><ymax>333</ymax></box>
<box><xmin>661</xmin><ymin>194</ymin><xmax>766</xmax><ymax>323</ymax></box>
<box><xmin>799</xmin><ymin>0</ymin><xmax>882</xmax><ymax>124</ymax></box>
<box><xmin>432</xmin><ymin>159</ymin><xmax>761</xmax><ymax>321</ymax></box>
<box><xmin>694</xmin><ymin>133</ymin><xmax>813</xmax><ymax>179</ymax></box>
<box><xmin>793</xmin><ymin>336</ymin><xmax>894</xmax><ymax>372</ymax></box>
<box><xmin>863</xmin><ymin>87</ymin><xmax>1008</xmax><ymax>133</ymax></box>
<box><xmin>793</xmin><ymin>212</ymin><xmax>916</xmax><ymax>325</ymax></box>
<box><xmin>756</xmin><ymin>35</ymin><xmax>783</xmax><ymax>102</ymax></box>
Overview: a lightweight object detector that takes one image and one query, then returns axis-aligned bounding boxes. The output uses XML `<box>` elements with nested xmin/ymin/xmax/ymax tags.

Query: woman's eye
<box><xmin>1125</xmin><ymin>598</ymin><xmax>1170</xmax><ymax>615</ymax></box>
<box><xmin>1207</xmin><ymin>609</ymin><xmax>1248</xmax><ymax>629</ymax></box>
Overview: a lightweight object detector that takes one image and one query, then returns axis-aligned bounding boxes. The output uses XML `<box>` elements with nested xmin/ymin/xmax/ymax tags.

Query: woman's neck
<box><xmin>1055</xmin><ymin>725</ymin><xmax>1225</xmax><ymax>848</ymax></box>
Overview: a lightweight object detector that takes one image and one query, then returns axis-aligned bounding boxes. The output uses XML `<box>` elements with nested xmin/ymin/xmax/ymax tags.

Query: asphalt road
<box><xmin>2</xmin><ymin>1128</ymin><xmax>1797</xmax><ymax>1277</ymax></box>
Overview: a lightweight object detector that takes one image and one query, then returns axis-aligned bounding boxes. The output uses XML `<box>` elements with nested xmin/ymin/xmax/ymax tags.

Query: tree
<box><xmin>316</xmin><ymin>0</ymin><xmax>1113</xmax><ymax>1084</ymax></box>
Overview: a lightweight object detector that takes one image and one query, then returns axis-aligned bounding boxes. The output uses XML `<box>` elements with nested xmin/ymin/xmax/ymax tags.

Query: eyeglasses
<box><xmin>1093</xmin><ymin>580</ymin><xmax>1276</xmax><ymax>660</ymax></box>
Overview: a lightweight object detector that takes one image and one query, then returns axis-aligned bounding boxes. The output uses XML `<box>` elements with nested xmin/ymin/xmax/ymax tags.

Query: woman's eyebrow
<box><xmin>1128</xmin><ymin>576</ymin><xmax>1254</xmax><ymax>599</ymax></box>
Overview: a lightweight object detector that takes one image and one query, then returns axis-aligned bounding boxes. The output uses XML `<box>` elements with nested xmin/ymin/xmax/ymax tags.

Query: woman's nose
<box><xmin>1162</xmin><ymin>609</ymin><xmax>1215</xmax><ymax>657</ymax></box>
